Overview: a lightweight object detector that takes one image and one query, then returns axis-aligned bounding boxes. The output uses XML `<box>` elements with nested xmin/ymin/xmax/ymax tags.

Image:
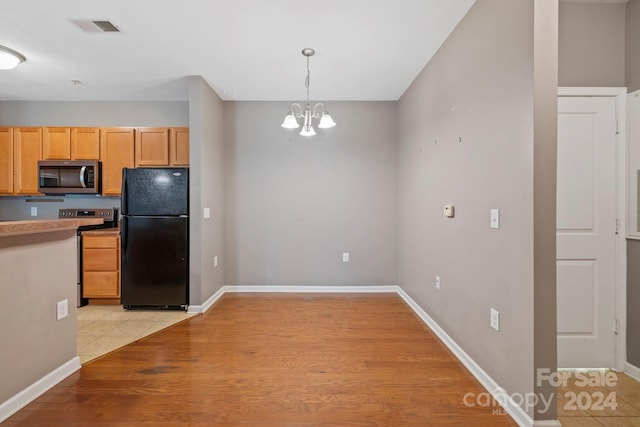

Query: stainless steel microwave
<box><xmin>38</xmin><ymin>160</ymin><xmax>101</xmax><ymax>195</ymax></box>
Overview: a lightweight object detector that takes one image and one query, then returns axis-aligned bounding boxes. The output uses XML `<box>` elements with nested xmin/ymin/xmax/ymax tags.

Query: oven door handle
<box><xmin>79</xmin><ymin>166</ymin><xmax>87</xmax><ymax>188</ymax></box>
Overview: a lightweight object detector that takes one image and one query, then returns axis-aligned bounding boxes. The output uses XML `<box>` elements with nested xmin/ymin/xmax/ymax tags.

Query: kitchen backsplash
<box><xmin>0</xmin><ymin>195</ymin><xmax>120</xmax><ymax>221</ymax></box>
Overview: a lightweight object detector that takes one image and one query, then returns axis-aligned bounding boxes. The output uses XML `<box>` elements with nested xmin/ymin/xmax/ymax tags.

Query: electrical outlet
<box><xmin>435</xmin><ymin>275</ymin><xmax>441</xmax><ymax>289</ymax></box>
<box><xmin>490</xmin><ymin>308</ymin><xmax>500</xmax><ymax>331</ymax></box>
<box><xmin>56</xmin><ymin>299</ymin><xmax>68</xmax><ymax>320</ymax></box>
<box><xmin>214</xmin><ymin>255</ymin><xmax>218</xmax><ymax>267</ymax></box>
<box><xmin>31</xmin><ymin>207</ymin><xmax>37</xmax><ymax>216</ymax></box>
<box><xmin>342</xmin><ymin>252</ymin><xmax>350</xmax><ymax>263</ymax></box>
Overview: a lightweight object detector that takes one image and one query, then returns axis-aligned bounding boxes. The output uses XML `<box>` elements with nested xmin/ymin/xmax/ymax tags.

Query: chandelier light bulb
<box><xmin>281</xmin><ymin>112</ymin><xmax>300</xmax><ymax>129</ymax></box>
<box><xmin>300</xmin><ymin>125</ymin><xmax>316</xmax><ymax>137</ymax></box>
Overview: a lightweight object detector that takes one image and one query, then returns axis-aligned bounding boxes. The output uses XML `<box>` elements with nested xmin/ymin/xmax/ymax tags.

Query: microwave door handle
<box><xmin>79</xmin><ymin>166</ymin><xmax>87</xmax><ymax>188</ymax></box>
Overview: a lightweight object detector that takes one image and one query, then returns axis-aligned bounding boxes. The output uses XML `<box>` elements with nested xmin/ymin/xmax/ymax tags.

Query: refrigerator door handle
<box><xmin>121</xmin><ymin>168</ymin><xmax>128</xmax><ymax>214</ymax></box>
<box><xmin>121</xmin><ymin>219</ymin><xmax>127</xmax><ymax>252</ymax></box>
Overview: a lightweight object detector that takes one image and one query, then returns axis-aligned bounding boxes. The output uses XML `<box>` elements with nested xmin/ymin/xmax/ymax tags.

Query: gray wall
<box><xmin>533</xmin><ymin>0</ymin><xmax>559</xmax><ymax>419</ymax></box>
<box><xmin>0</xmin><ymin>100</ymin><xmax>189</xmax><ymax>221</ymax></box>
<box><xmin>558</xmin><ymin>2</ymin><xmax>626</xmax><ymax>87</ymax></box>
<box><xmin>628</xmin><ymin>0</ymin><xmax>640</xmax><ymax>92</ymax></box>
<box><xmin>628</xmin><ymin>240</ymin><xmax>640</xmax><ymax>366</ymax></box>
<box><xmin>0</xmin><ymin>231</ymin><xmax>77</xmax><ymax>409</ymax></box>
<box><xmin>397</xmin><ymin>0</ymin><xmax>556</xmax><ymax>419</ymax></box>
<box><xmin>188</xmin><ymin>77</ymin><xmax>225</xmax><ymax>305</ymax></box>
<box><xmin>224</xmin><ymin>101</ymin><xmax>397</xmax><ymax>287</ymax></box>
<box><xmin>628</xmin><ymin>0</ymin><xmax>640</xmax><ymax>362</ymax></box>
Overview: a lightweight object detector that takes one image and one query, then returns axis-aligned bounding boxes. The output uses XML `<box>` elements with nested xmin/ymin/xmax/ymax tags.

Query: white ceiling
<box><xmin>0</xmin><ymin>0</ymin><xmax>475</xmax><ymax>102</ymax></box>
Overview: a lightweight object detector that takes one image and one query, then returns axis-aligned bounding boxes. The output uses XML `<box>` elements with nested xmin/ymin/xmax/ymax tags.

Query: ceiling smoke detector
<box><xmin>69</xmin><ymin>19</ymin><xmax>121</xmax><ymax>34</ymax></box>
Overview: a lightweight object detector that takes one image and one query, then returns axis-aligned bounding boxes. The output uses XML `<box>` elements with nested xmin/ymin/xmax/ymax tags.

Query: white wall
<box><xmin>224</xmin><ymin>101</ymin><xmax>397</xmax><ymax>287</ymax></box>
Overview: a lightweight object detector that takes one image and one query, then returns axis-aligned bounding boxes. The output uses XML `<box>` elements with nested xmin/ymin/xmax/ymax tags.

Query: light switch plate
<box><xmin>490</xmin><ymin>308</ymin><xmax>500</xmax><ymax>331</ymax></box>
<box><xmin>342</xmin><ymin>252</ymin><xmax>350</xmax><ymax>263</ymax></box>
<box><xmin>203</xmin><ymin>207</ymin><xmax>210</xmax><ymax>219</ymax></box>
<box><xmin>56</xmin><ymin>299</ymin><xmax>68</xmax><ymax>320</ymax></box>
<box><xmin>490</xmin><ymin>209</ymin><xmax>500</xmax><ymax>229</ymax></box>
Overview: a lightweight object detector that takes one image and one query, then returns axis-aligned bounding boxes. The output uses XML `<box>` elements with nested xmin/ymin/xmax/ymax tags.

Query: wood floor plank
<box><xmin>4</xmin><ymin>294</ymin><xmax>517</xmax><ymax>426</ymax></box>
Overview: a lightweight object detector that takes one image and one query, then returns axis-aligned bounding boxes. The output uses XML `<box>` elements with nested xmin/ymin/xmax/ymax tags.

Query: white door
<box><xmin>557</xmin><ymin>96</ymin><xmax>618</xmax><ymax>369</ymax></box>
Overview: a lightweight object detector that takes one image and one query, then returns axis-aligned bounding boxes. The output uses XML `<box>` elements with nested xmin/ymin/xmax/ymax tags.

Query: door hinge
<box><xmin>616</xmin><ymin>120</ymin><xmax>620</xmax><ymax>135</ymax></box>
<box><xmin>615</xmin><ymin>219</ymin><xmax>621</xmax><ymax>235</ymax></box>
<box><xmin>615</xmin><ymin>319</ymin><xmax>620</xmax><ymax>335</ymax></box>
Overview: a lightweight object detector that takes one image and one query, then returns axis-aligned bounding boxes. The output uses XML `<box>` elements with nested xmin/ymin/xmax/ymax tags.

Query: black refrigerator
<box><xmin>121</xmin><ymin>167</ymin><xmax>189</xmax><ymax>310</ymax></box>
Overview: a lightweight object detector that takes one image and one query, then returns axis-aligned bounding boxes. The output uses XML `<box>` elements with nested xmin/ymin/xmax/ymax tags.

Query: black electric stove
<box><xmin>58</xmin><ymin>208</ymin><xmax>119</xmax><ymax>307</ymax></box>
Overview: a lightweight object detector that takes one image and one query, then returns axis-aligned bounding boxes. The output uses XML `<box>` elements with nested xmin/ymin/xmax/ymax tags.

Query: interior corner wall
<box><xmin>558</xmin><ymin>2</ymin><xmax>626</xmax><ymax>87</ymax></box>
<box><xmin>223</xmin><ymin>101</ymin><xmax>397</xmax><ymax>287</ymax></box>
<box><xmin>628</xmin><ymin>0</ymin><xmax>640</xmax><ymax>92</ymax></box>
<box><xmin>397</xmin><ymin>0</ymin><xmax>537</xmax><ymax>417</ymax></box>
<box><xmin>188</xmin><ymin>76</ymin><xmax>224</xmax><ymax>305</ymax></box>
<box><xmin>533</xmin><ymin>0</ymin><xmax>559</xmax><ymax>420</ymax></box>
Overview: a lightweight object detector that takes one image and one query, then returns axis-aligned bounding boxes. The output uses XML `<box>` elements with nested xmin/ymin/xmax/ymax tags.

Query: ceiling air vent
<box><xmin>69</xmin><ymin>19</ymin><xmax>121</xmax><ymax>33</ymax></box>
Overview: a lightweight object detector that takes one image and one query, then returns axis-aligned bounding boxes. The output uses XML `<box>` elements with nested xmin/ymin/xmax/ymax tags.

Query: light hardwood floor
<box><xmin>6</xmin><ymin>294</ymin><xmax>521</xmax><ymax>426</ymax></box>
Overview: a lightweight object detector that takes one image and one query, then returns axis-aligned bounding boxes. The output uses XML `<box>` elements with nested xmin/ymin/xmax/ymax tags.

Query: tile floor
<box><xmin>77</xmin><ymin>305</ymin><xmax>196</xmax><ymax>364</ymax></box>
<box><xmin>559</xmin><ymin>370</ymin><xmax>640</xmax><ymax>426</ymax></box>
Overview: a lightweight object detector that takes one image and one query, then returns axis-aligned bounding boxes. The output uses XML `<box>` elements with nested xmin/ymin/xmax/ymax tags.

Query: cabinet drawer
<box><xmin>83</xmin><ymin>272</ymin><xmax>120</xmax><ymax>297</ymax></box>
<box><xmin>83</xmin><ymin>235</ymin><xmax>118</xmax><ymax>249</ymax></box>
<box><xmin>84</xmin><ymin>248</ymin><xmax>118</xmax><ymax>270</ymax></box>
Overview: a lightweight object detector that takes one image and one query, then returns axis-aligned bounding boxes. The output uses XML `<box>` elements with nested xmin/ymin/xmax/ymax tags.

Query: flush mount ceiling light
<box><xmin>281</xmin><ymin>48</ymin><xmax>336</xmax><ymax>137</ymax></box>
<box><xmin>0</xmin><ymin>45</ymin><xmax>26</xmax><ymax>70</ymax></box>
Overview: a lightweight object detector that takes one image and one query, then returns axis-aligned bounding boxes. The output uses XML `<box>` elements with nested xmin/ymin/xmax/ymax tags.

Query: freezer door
<box><xmin>121</xmin><ymin>168</ymin><xmax>188</xmax><ymax>216</ymax></box>
<box><xmin>121</xmin><ymin>216</ymin><xmax>188</xmax><ymax>307</ymax></box>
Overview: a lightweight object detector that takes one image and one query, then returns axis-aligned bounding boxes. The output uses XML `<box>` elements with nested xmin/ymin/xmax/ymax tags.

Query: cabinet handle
<box><xmin>79</xmin><ymin>166</ymin><xmax>87</xmax><ymax>188</ymax></box>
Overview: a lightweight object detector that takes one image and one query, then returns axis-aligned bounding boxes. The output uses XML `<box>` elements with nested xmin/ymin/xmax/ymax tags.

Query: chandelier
<box><xmin>281</xmin><ymin>48</ymin><xmax>336</xmax><ymax>136</ymax></box>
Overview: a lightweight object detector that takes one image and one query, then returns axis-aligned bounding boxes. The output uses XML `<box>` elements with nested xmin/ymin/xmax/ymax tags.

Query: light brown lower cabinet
<box><xmin>82</xmin><ymin>232</ymin><xmax>120</xmax><ymax>304</ymax></box>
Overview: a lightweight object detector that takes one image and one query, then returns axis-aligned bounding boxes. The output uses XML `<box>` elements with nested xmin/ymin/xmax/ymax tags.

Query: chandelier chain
<box><xmin>305</xmin><ymin>54</ymin><xmax>311</xmax><ymax>106</ymax></box>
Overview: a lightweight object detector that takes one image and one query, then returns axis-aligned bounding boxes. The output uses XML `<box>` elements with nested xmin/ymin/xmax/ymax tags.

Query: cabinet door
<box><xmin>0</xmin><ymin>128</ymin><xmax>13</xmax><ymax>194</ymax></box>
<box><xmin>170</xmin><ymin>127</ymin><xmax>189</xmax><ymax>166</ymax></box>
<box><xmin>135</xmin><ymin>128</ymin><xmax>169</xmax><ymax>167</ymax></box>
<box><xmin>83</xmin><ymin>235</ymin><xmax>120</xmax><ymax>298</ymax></box>
<box><xmin>13</xmin><ymin>128</ymin><xmax>42</xmax><ymax>195</ymax></box>
<box><xmin>100</xmin><ymin>128</ymin><xmax>134</xmax><ymax>196</ymax></box>
<box><xmin>71</xmin><ymin>128</ymin><xmax>100</xmax><ymax>160</ymax></box>
<box><xmin>43</xmin><ymin>127</ymin><xmax>71</xmax><ymax>160</ymax></box>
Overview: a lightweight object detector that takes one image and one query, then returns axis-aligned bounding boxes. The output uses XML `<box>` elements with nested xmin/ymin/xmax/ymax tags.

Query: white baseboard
<box><xmin>625</xmin><ymin>362</ymin><xmax>640</xmax><ymax>381</ymax></box>
<box><xmin>224</xmin><ymin>285</ymin><xmax>399</xmax><ymax>293</ymax></box>
<box><xmin>396</xmin><ymin>288</ymin><xmax>536</xmax><ymax>427</ymax></box>
<box><xmin>187</xmin><ymin>286</ymin><xmax>225</xmax><ymax>314</ymax></box>
<box><xmin>0</xmin><ymin>357</ymin><xmax>81</xmax><ymax>423</ymax></box>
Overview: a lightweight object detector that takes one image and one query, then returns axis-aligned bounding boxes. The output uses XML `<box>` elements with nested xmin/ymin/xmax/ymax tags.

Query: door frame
<box><xmin>558</xmin><ymin>87</ymin><xmax>627</xmax><ymax>372</ymax></box>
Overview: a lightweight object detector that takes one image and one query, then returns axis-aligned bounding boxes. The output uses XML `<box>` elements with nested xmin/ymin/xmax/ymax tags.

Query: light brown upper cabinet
<box><xmin>43</xmin><ymin>127</ymin><xmax>71</xmax><ymax>160</ymax></box>
<box><xmin>13</xmin><ymin>128</ymin><xmax>42</xmax><ymax>195</ymax></box>
<box><xmin>0</xmin><ymin>128</ymin><xmax>13</xmax><ymax>194</ymax></box>
<box><xmin>135</xmin><ymin>128</ymin><xmax>170</xmax><ymax>167</ymax></box>
<box><xmin>100</xmin><ymin>128</ymin><xmax>134</xmax><ymax>196</ymax></box>
<box><xmin>71</xmin><ymin>128</ymin><xmax>100</xmax><ymax>160</ymax></box>
<box><xmin>170</xmin><ymin>127</ymin><xmax>189</xmax><ymax>166</ymax></box>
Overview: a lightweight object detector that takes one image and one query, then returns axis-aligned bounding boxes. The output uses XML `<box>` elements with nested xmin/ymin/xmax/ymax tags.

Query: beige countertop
<box><xmin>0</xmin><ymin>218</ymin><xmax>104</xmax><ymax>237</ymax></box>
